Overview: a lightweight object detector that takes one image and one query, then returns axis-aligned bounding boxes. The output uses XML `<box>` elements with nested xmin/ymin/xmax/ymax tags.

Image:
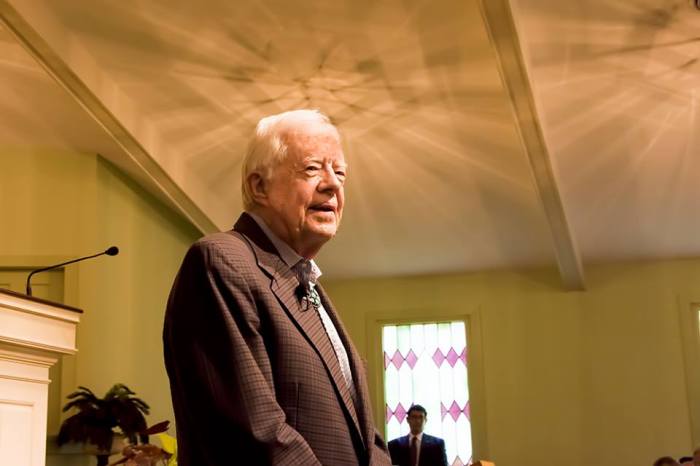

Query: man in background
<box><xmin>164</xmin><ymin>109</ymin><xmax>391</xmax><ymax>466</ymax></box>
<box><xmin>388</xmin><ymin>405</ymin><xmax>448</xmax><ymax>466</ymax></box>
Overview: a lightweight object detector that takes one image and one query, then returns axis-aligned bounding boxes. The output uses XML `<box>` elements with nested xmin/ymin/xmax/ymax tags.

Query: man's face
<box><xmin>263</xmin><ymin>126</ymin><xmax>346</xmax><ymax>256</ymax></box>
<box><xmin>407</xmin><ymin>410</ymin><xmax>427</xmax><ymax>435</ymax></box>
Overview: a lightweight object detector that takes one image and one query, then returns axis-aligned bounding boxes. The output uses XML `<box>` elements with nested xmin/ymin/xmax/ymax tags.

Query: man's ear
<box><xmin>248</xmin><ymin>172</ymin><xmax>268</xmax><ymax>205</ymax></box>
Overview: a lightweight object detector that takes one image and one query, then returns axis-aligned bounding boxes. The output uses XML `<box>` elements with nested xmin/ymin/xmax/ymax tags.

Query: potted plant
<box><xmin>57</xmin><ymin>383</ymin><xmax>150</xmax><ymax>466</ymax></box>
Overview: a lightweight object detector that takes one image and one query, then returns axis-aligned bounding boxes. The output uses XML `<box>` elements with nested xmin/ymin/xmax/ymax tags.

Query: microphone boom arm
<box><xmin>25</xmin><ymin>248</ymin><xmax>118</xmax><ymax>296</ymax></box>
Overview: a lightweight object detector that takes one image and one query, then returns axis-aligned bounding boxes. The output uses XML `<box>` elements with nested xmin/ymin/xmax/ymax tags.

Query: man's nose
<box><xmin>319</xmin><ymin>166</ymin><xmax>342</xmax><ymax>191</ymax></box>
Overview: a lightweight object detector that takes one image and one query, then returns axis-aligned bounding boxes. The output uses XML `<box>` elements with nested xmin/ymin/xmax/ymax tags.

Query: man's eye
<box><xmin>335</xmin><ymin>171</ymin><xmax>346</xmax><ymax>179</ymax></box>
<box><xmin>305</xmin><ymin>166</ymin><xmax>320</xmax><ymax>173</ymax></box>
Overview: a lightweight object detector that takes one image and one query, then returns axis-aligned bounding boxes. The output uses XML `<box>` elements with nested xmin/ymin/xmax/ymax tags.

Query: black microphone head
<box><xmin>105</xmin><ymin>246</ymin><xmax>119</xmax><ymax>256</ymax></box>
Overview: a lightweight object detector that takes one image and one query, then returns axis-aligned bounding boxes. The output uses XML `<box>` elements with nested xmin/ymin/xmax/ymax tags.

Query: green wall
<box><xmin>0</xmin><ymin>148</ymin><xmax>200</xmax><ymax>433</ymax></box>
<box><xmin>324</xmin><ymin>260</ymin><xmax>700</xmax><ymax>466</ymax></box>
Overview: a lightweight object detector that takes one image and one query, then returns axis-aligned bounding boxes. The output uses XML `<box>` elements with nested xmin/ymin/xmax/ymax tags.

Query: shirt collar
<box><xmin>409</xmin><ymin>432</ymin><xmax>423</xmax><ymax>442</ymax></box>
<box><xmin>247</xmin><ymin>211</ymin><xmax>322</xmax><ymax>280</ymax></box>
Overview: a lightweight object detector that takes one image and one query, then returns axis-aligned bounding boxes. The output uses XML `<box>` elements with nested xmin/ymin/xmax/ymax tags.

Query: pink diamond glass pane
<box><xmin>391</xmin><ymin>350</ymin><xmax>404</xmax><ymax>370</ymax></box>
<box><xmin>448</xmin><ymin>401</ymin><xmax>461</xmax><ymax>422</ymax></box>
<box><xmin>405</xmin><ymin>349</ymin><xmax>418</xmax><ymax>369</ymax></box>
<box><xmin>394</xmin><ymin>402</ymin><xmax>407</xmax><ymax>424</ymax></box>
<box><xmin>432</xmin><ymin>349</ymin><xmax>445</xmax><ymax>367</ymax></box>
<box><xmin>446</xmin><ymin>348</ymin><xmax>459</xmax><ymax>367</ymax></box>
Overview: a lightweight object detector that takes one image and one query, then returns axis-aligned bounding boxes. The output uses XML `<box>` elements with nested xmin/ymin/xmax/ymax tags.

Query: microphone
<box><xmin>295</xmin><ymin>283</ymin><xmax>311</xmax><ymax>311</ymax></box>
<box><xmin>25</xmin><ymin>246</ymin><xmax>120</xmax><ymax>296</ymax></box>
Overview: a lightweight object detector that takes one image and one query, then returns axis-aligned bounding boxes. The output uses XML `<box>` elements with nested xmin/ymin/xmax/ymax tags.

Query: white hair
<box><xmin>241</xmin><ymin>109</ymin><xmax>339</xmax><ymax>210</ymax></box>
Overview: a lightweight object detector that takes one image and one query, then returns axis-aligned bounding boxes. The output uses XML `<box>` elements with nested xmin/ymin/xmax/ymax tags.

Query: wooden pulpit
<box><xmin>0</xmin><ymin>288</ymin><xmax>80</xmax><ymax>466</ymax></box>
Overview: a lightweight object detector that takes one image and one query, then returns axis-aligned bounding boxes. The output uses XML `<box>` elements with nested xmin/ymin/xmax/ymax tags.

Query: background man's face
<box><xmin>264</xmin><ymin>126</ymin><xmax>346</xmax><ymax>254</ymax></box>
<box><xmin>407</xmin><ymin>410</ymin><xmax>427</xmax><ymax>435</ymax></box>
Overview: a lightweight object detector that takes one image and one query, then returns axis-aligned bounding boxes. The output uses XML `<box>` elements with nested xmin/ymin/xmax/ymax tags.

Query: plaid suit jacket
<box><xmin>164</xmin><ymin>213</ymin><xmax>392</xmax><ymax>465</ymax></box>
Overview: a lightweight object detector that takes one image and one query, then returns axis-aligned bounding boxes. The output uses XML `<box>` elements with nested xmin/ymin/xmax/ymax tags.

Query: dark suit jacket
<box><xmin>163</xmin><ymin>213</ymin><xmax>392</xmax><ymax>466</ymax></box>
<box><xmin>387</xmin><ymin>434</ymin><xmax>448</xmax><ymax>466</ymax></box>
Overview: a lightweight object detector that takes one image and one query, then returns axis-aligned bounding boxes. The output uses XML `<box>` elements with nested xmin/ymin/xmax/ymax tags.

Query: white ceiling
<box><xmin>1</xmin><ymin>0</ymin><xmax>698</xmax><ymax>285</ymax></box>
<box><xmin>516</xmin><ymin>0</ymin><xmax>700</xmax><ymax>264</ymax></box>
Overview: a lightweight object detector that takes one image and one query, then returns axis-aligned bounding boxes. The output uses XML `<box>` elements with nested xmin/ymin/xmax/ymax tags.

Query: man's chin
<box><xmin>305</xmin><ymin>222</ymin><xmax>338</xmax><ymax>240</ymax></box>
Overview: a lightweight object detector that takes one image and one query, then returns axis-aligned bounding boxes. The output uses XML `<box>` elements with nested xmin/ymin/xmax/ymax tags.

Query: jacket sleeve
<box><xmin>439</xmin><ymin>438</ymin><xmax>449</xmax><ymax>466</ymax></box>
<box><xmin>164</xmin><ymin>239</ymin><xmax>321</xmax><ymax>466</ymax></box>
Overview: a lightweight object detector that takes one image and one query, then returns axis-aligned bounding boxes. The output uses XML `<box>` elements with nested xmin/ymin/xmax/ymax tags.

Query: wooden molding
<box><xmin>477</xmin><ymin>0</ymin><xmax>585</xmax><ymax>291</ymax></box>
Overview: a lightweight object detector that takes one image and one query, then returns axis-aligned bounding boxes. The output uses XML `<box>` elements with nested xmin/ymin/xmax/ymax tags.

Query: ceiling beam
<box><xmin>0</xmin><ymin>0</ymin><xmax>216</xmax><ymax>234</ymax></box>
<box><xmin>477</xmin><ymin>0</ymin><xmax>585</xmax><ymax>290</ymax></box>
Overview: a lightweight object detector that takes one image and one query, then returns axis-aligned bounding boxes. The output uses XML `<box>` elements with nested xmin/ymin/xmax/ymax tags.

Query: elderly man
<box><xmin>163</xmin><ymin>109</ymin><xmax>392</xmax><ymax>466</ymax></box>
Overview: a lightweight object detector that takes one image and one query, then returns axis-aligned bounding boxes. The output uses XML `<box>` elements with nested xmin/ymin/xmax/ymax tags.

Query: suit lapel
<box><xmin>316</xmin><ymin>284</ymin><xmax>374</xmax><ymax>449</ymax></box>
<box><xmin>401</xmin><ymin>435</ymin><xmax>410</xmax><ymax>459</ymax></box>
<box><xmin>232</xmin><ymin>214</ymin><xmax>364</xmax><ymax>445</ymax></box>
<box><xmin>418</xmin><ymin>435</ymin><xmax>428</xmax><ymax>466</ymax></box>
<box><xmin>403</xmin><ymin>435</ymin><xmax>412</xmax><ymax>465</ymax></box>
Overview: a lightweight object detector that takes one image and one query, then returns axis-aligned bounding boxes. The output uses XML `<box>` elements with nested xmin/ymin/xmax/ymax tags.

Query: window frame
<box><xmin>679</xmin><ymin>298</ymin><xmax>700</xmax><ymax>446</ymax></box>
<box><xmin>366</xmin><ymin>307</ymin><xmax>489</xmax><ymax>461</ymax></box>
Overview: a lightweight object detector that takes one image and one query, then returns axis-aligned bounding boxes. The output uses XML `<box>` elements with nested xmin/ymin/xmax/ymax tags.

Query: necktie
<box><xmin>410</xmin><ymin>436</ymin><xmax>418</xmax><ymax>466</ymax></box>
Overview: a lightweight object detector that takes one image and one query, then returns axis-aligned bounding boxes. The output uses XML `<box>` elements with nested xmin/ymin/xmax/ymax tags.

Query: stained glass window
<box><xmin>383</xmin><ymin>321</ymin><xmax>472</xmax><ymax>466</ymax></box>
